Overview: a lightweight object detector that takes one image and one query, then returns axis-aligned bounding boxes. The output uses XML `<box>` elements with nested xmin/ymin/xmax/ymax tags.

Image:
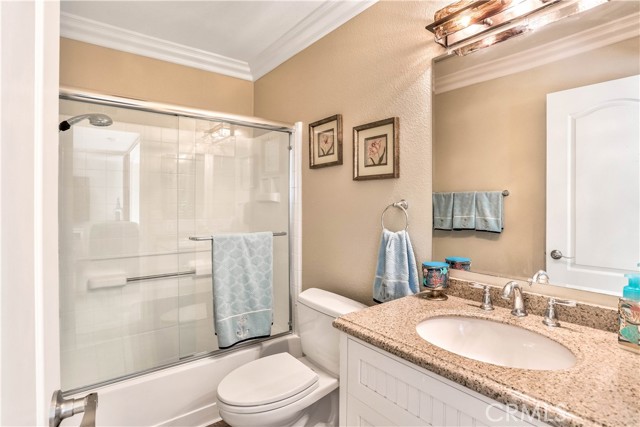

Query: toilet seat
<box><xmin>217</xmin><ymin>352</ymin><xmax>319</xmax><ymax>414</ymax></box>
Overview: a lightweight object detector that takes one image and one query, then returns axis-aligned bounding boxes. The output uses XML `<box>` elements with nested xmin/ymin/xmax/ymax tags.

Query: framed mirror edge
<box><xmin>448</xmin><ymin>270</ymin><xmax>620</xmax><ymax>309</ymax></box>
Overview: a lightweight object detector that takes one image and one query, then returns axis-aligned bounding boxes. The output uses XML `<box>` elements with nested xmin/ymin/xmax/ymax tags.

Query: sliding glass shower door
<box><xmin>59</xmin><ymin>98</ymin><xmax>291</xmax><ymax>392</ymax></box>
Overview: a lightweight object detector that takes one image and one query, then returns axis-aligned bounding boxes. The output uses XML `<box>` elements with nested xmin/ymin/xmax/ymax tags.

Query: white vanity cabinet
<box><xmin>339</xmin><ymin>334</ymin><xmax>550</xmax><ymax>427</ymax></box>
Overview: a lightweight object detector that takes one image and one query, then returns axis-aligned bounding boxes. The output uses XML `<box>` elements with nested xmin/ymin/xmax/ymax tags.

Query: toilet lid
<box><xmin>217</xmin><ymin>352</ymin><xmax>319</xmax><ymax>408</ymax></box>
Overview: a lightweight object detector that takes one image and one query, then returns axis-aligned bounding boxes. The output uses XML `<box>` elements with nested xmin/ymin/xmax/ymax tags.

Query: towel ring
<box><xmin>381</xmin><ymin>200</ymin><xmax>409</xmax><ymax>231</ymax></box>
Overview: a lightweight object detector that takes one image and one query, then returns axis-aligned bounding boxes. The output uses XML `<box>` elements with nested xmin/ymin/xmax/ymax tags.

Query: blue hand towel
<box><xmin>373</xmin><ymin>229</ymin><xmax>419</xmax><ymax>303</ymax></box>
<box><xmin>432</xmin><ymin>192</ymin><xmax>453</xmax><ymax>230</ymax></box>
<box><xmin>211</xmin><ymin>232</ymin><xmax>273</xmax><ymax>349</ymax></box>
<box><xmin>452</xmin><ymin>192</ymin><xmax>476</xmax><ymax>229</ymax></box>
<box><xmin>475</xmin><ymin>191</ymin><xmax>504</xmax><ymax>233</ymax></box>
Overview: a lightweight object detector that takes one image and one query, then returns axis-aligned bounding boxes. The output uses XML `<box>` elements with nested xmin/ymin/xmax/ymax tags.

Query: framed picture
<box><xmin>309</xmin><ymin>114</ymin><xmax>342</xmax><ymax>169</ymax></box>
<box><xmin>353</xmin><ymin>117</ymin><xmax>399</xmax><ymax>180</ymax></box>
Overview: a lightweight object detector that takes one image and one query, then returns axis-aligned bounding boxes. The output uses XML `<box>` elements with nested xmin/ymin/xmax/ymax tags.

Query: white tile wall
<box><xmin>59</xmin><ymin>111</ymin><xmax>296</xmax><ymax>391</ymax></box>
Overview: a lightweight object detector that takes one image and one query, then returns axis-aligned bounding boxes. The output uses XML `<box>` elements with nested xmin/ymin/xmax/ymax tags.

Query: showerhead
<box><xmin>59</xmin><ymin>113</ymin><xmax>113</xmax><ymax>132</ymax></box>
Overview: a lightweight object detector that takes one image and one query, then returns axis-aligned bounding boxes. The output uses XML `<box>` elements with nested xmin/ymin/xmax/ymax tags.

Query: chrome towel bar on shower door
<box><xmin>189</xmin><ymin>231</ymin><xmax>287</xmax><ymax>241</ymax></box>
<box><xmin>124</xmin><ymin>233</ymin><xmax>288</xmax><ymax>283</ymax></box>
<box><xmin>126</xmin><ymin>270</ymin><xmax>195</xmax><ymax>283</ymax></box>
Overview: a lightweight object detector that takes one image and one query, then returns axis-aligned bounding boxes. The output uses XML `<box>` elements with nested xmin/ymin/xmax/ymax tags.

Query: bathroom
<box><xmin>1</xmin><ymin>0</ymin><xmax>638</xmax><ymax>426</ymax></box>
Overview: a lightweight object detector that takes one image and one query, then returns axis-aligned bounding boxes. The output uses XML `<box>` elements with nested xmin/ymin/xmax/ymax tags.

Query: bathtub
<box><xmin>64</xmin><ymin>335</ymin><xmax>301</xmax><ymax>426</ymax></box>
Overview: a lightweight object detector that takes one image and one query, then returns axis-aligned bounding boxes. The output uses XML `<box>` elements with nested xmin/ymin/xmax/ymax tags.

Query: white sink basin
<box><xmin>416</xmin><ymin>316</ymin><xmax>576</xmax><ymax>371</ymax></box>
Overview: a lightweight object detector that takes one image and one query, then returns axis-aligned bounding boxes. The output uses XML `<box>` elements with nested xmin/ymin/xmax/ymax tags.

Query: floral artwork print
<box><xmin>353</xmin><ymin>117</ymin><xmax>398</xmax><ymax>180</ymax></box>
<box><xmin>309</xmin><ymin>114</ymin><xmax>342</xmax><ymax>169</ymax></box>
<box><xmin>317</xmin><ymin>129</ymin><xmax>335</xmax><ymax>158</ymax></box>
<box><xmin>364</xmin><ymin>135</ymin><xmax>388</xmax><ymax>167</ymax></box>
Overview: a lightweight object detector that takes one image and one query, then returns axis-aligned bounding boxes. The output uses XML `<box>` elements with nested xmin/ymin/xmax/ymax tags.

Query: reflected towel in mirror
<box><xmin>475</xmin><ymin>191</ymin><xmax>504</xmax><ymax>233</ymax></box>
<box><xmin>452</xmin><ymin>192</ymin><xmax>476</xmax><ymax>229</ymax></box>
<box><xmin>433</xmin><ymin>192</ymin><xmax>453</xmax><ymax>230</ymax></box>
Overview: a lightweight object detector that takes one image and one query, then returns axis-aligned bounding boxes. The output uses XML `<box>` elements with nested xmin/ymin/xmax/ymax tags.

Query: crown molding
<box><xmin>60</xmin><ymin>12</ymin><xmax>253</xmax><ymax>81</ymax></box>
<box><xmin>61</xmin><ymin>1</ymin><xmax>377</xmax><ymax>83</ymax></box>
<box><xmin>435</xmin><ymin>12</ymin><xmax>640</xmax><ymax>94</ymax></box>
<box><xmin>250</xmin><ymin>0</ymin><xmax>378</xmax><ymax>80</ymax></box>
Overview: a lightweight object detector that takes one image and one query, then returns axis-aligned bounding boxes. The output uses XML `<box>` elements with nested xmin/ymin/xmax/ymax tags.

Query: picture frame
<box><xmin>309</xmin><ymin>114</ymin><xmax>342</xmax><ymax>169</ymax></box>
<box><xmin>353</xmin><ymin>117</ymin><xmax>399</xmax><ymax>180</ymax></box>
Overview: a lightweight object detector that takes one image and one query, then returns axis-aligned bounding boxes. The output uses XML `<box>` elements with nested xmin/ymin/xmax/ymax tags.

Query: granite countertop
<box><xmin>333</xmin><ymin>293</ymin><xmax>640</xmax><ymax>427</ymax></box>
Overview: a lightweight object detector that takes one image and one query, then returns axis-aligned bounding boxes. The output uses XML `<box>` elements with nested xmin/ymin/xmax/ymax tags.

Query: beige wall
<box><xmin>60</xmin><ymin>38</ymin><xmax>254</xmax><ymax>115</ymax></box>
<box><xmin>255</xmin><ymin>2</ymin><xmax>443</xmax><ymax>305</ymax></box>
<box><xmin>433</xmin><ymin>37</ymin><xmax>640</xmax><ymax>279</ymax></box>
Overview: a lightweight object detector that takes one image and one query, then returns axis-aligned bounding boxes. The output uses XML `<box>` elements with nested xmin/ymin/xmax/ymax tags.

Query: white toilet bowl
<box><xmin>216</xmin><ymin>353</ymin><xmax>338</xmax><ymax>427</ymax></box>
<box><xmin>215</xmin><ymin>288</ymin><xmax>366</xmax><ymax>427</ymax></box>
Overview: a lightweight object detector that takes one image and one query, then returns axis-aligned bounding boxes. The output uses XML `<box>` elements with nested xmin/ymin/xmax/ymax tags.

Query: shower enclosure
<box><xmin>59</xmin><ymin>91</ymin><xmax>295</xmax><ymax>393</ymax></box>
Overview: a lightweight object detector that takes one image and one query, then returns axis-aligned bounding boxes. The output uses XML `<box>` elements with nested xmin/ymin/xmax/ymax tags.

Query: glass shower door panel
<box><xmin>59</xmin><ymin>100</ymin><xmax>182</xmax><ymax>391</ymax></box>
<box><xmin>177</xmin><ymin>117</ymin><xmax>291</xmax><ymax>358</ymax></box>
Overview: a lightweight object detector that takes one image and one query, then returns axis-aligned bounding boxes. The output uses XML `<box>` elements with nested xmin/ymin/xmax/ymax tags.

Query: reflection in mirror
<box><xmin>432</xmin><ymin>0</ymin><xmax>639</xmax><ymax>296</ymax></box>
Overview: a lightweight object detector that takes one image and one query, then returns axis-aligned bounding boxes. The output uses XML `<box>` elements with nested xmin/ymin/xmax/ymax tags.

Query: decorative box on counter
<box><xmin>422</xmin><ymin>261</ymin><xmax>449</xmax><ymax>301</ymax></box>
<box><xmin>619</xmin><ymin>273</ymin><xmax>640</xmax><ymax>354</ymax></box>
<box><xmin>445</xmin><ymin>256</ymin><xmax>471</xmax><ymax>271</ymax></box>
<box><xmin>619</xmin><ymin>298</ymin><xmax>640</xmax><ymax>353</ymax></box>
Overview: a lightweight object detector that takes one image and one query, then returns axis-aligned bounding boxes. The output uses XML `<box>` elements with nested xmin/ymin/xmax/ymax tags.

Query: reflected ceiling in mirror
<box><xmin>431</xmin><ymin>0</ymin><xmax>639</xmax><ymax>296</ymax></box>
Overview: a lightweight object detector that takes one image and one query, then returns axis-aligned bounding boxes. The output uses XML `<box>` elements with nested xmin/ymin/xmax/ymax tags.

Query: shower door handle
<box><xmin>50</xmin><ymin>390</ymin><xmax>98</xmax><ymax>427</ymax></box>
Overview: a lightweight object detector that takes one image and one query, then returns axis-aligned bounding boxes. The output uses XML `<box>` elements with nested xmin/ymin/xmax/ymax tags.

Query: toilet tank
<box><xmin>297</xmin><ymin>288</ymin><xmax>366</xmax><ymax>376</ymax></box>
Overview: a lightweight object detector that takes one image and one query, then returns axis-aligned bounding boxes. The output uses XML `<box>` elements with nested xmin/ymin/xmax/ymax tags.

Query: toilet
<box><xmin>216</xmin><ymin>288</ymin><xmax>366</xmax><ymax>427</ymax></box>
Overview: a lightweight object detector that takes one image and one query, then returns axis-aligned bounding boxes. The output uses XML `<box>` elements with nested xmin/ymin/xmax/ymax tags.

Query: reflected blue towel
<box><xmin>433</xmin><ymin>192</ymin><xmax>453</xmax><ymax>230</ymax></box>
<box><xmin>373</xmin><ymin>229</ymin><xmax>419</xmax><ymax>303</ymax></box>
<box><xmin>475</xmin><ymin>191</ymin><xmax>504</xmax><ymax>233</ymax></box>
<box><xmin>211</xmin><ymin>232</ymin><xmax>273</xmax><ymax>349</ymax></box>
<box><xmin>452</xmin><ymin>192</ymin><xmax>476</xmax><ymax>229</ymax></box>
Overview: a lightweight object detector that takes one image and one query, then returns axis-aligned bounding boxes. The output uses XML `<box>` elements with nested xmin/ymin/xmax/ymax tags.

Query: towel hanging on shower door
<box><xmin>210</xmin><ymin>232</ymin><xmax>273</xmax><ymax>349</ymax></box>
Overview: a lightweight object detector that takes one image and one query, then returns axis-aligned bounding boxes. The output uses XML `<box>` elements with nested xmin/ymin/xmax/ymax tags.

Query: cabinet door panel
<box><xmin>346</xmin><ymin>394</ymin><xmax>395</xmax><ymax>427</ymax></box>
<box><xmin>345</xmin><ymin>337</ymin><xmax>547</xmax><ymax>427</ymax></box>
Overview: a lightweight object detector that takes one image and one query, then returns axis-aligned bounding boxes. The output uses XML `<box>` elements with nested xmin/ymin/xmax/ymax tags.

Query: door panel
<box><xmin>547</xmin><ymin>75</ymin><xmax>640</xmax><ymax>295</ymax></box>
<box><xmin>0</xmin><ymin>0</ymin><xmax>61</xmax><ymax>425</ymax></box>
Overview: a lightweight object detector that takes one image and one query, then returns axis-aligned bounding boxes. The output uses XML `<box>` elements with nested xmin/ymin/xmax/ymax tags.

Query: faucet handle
<box><xmin>469</xmin><ymin>281</ymin><xmax>486</xmax><ymax>289</ymax></box>
<box><xmin>543</xmin><ymin>297</ymin><xmax>576</xmax><ymax>327</ymax></box>
<box><xmin>551</xmin><ymin>298</ymin><xmax>576</xmax><ymax>307</ymax></box>
<box><xmin>469</xmin><ymin>282</ymin><xmax>494</xmax><ymax>311</ymax></box>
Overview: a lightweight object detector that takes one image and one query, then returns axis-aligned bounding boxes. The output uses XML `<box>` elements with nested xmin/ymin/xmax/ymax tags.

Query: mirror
<box><xmin>432</xmin><ymin>0</ymin><xmax>640</xmax><ymax>296</ymax></box>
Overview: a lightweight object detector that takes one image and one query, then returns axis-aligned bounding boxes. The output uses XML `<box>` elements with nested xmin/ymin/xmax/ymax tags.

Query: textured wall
<box><xmin>60</xmin><ymin>38</ymin><xmax>254</xmax><ymax>116</ymax></box>
<box><xmin>254</xmin><ymin>1</ymin><xmax>444</xmax><ymax>305</ymax></box>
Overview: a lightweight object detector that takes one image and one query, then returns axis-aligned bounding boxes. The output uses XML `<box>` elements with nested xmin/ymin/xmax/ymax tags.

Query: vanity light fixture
<box><xmin>426</xmin><ymin>0</ymin><xmax>610</xmax><ymax>55</ymax></box>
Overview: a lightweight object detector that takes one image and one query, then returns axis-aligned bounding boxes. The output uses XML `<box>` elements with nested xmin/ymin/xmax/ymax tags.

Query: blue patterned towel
<box><xmin>211</xmin><ymin>232</ymin><xmax>273</xmax><ymax>349</ymax></box>
<box><xmin>373</xmin><ymin>229</ymin><xmax>419</xmax><ymax>303</ymax></box>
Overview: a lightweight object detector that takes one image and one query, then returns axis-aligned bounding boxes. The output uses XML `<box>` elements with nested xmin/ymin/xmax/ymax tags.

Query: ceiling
<box><xmin>60</xmin><ymin>0</ymin><xmax>377</xmax><ymax>81</ymax></box>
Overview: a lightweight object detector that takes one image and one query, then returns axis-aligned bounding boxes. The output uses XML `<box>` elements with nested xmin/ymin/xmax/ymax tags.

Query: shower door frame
<box><xmin>59</xmin><ymin>87</ymin><xmax>297</xmax><ymax>395</ymax></box>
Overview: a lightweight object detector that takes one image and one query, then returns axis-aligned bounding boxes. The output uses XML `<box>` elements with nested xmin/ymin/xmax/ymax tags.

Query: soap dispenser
<box><xmin>619</xmin><ymin>272</ymin><xmax>640</xmax><ymax>353</ymax></box>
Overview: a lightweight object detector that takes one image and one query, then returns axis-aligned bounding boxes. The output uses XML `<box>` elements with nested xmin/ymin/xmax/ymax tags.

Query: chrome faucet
<box><xmin>529</xmin><ymin>270</ymin><xmax>550</xmax><ymax>285</ymax></box>
<box><xmin>501</xmin><ymin>281</ymin><xmax>528</xmax><ymax>317</ymax></box>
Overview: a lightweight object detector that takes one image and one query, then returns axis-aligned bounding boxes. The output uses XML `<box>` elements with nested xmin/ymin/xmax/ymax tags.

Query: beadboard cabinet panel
<box><xmin>346</xmin><ymin>394</ymin><xmax>395</xmax><ymax>426</ymax></box>
<box><xmin>339</xmin><ymin>334</ymin><xmax>550</xmax><ymax>427</ymax></box>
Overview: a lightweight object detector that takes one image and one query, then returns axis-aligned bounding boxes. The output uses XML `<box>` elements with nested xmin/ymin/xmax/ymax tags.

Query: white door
<box><xmin>1</xmin><ymin>0</ymin><xmax>62</xmax><ymax>425</ymax></box>
<box><xmin>547</xmin><ymin>75</ymin><xmax>640</xmax><ymax>295</ymax></box>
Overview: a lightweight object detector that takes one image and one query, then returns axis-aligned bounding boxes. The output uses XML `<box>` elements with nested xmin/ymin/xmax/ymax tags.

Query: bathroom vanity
<box><xmin>334</xmin><ymin>290</ymin><xmax>639</xmax><ymax>427</ymax></box>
